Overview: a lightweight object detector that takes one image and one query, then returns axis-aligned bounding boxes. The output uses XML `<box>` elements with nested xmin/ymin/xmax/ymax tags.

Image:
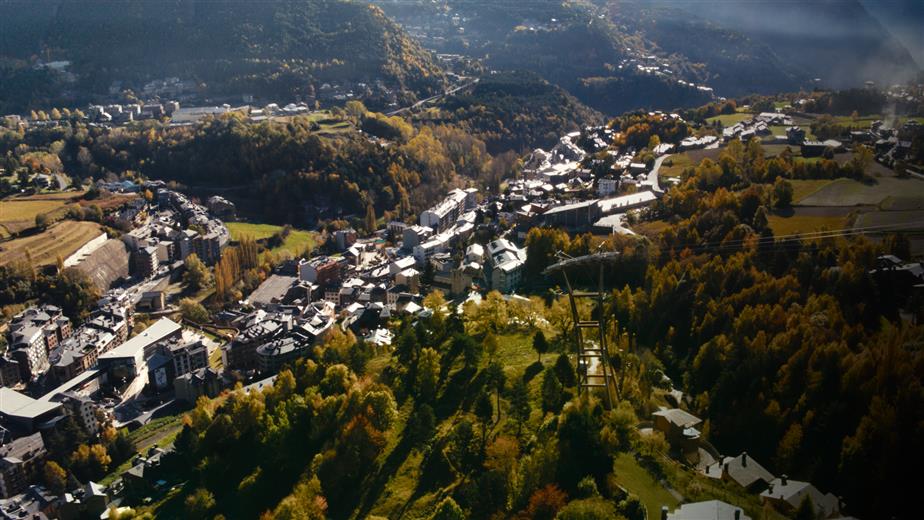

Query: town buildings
<box><xmin>8</xmin><ymin>306</ymin><xmax>72</xmax><ymax>382</ymax></box>
<box><xmin>0</xmin><ymin>433</ymin><xmax>46</xmax><ymax>498</ymax></box>
<box><xmin>419</xmin><ymin>188</ymin><xmax>477</xmax><ymax>231</ymax></box>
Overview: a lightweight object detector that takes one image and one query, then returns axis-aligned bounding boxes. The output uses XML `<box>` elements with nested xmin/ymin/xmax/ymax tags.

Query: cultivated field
<box><xmin>77</xmin><ymin>192</ymin><xmax>139</xmax><ymax>211</ymax></box>
<box><xmin>789</xmin><ymin>179</ymin><xmax>834</xmax><ymax>203</ymax></box>
<box><xmin>798</xmin><ymin>177</ymin><xmax>924</xmax><ymax>207</ymax></box>
<box><xmin>881</xmin><ymin>196</ymin><xmax>924</xmax><ymax>211</ymax></box>
<box><xmin>0</xmin><ymin>192</ymin><xmax>81</xmax><ymax>236</ymax></box>
<box><xmin>768</xmin><ymin>211</ymin><xmax>850</xmax><ymax>236</ymax></box>
<box><xmin>0</xmin><ymin>220</ymin><xmax>104</xmax><ymax>266</ymax></box>
<box><xmin>853</xmin><ymin>210</ymin><xmax>924</xmax><ymax>231</ymax></box>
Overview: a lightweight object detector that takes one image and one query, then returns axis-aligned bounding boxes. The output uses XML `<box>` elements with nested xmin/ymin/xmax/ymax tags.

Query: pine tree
<box><xmin>509</xmin><ymin>378</ymin><xmax>531</xmax><ymax>435</ymax></box>
<box><xmin>533</xmin><ymin>330</ymin><xmax>550</xmax><ymax>363</ymax></box>
<box><xmin>474</xmin><ymin>391</ymin><xmax>493</xmax><ymax>447</ymax></box>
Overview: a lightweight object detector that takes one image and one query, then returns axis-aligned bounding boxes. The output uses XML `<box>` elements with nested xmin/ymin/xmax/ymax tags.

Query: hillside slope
<box><xmin>609</xmin><ymin>3</ymin><xmax>803</xmax><ymax>97</ymax></box>
<box><xmin>0</xmin><ymin>0</ymin><xmax>447</xmax><ymax>111</ymax></box>
<box><xmin>655</xmin><ymin>0</ymin><xmax>920</xmax><ymax>89</ymax></box>
<box><xmin>431</xmin><ymin>71</ymin><xmax>604</xmax><ymax>153</ymax></box>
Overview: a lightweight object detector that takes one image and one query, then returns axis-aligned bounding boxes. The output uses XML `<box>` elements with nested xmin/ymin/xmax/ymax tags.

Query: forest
<box><xmin>427</xmin><ymin>72</ymin><xmax>603</xmax><ymax>154</ymax></box>
<box><xmin>0</xmin><ymin>111</ymin><xmax>500</xmax><ymax>225</ymax></box>
<box><xmin>0</xmin><ymin>0</ymin><xmax>446</xmax><ymax>112</ymax></box>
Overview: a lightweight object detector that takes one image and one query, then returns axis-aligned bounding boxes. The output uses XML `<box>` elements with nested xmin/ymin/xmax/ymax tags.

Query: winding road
<box><xmin>642</xmin><ymin>153</ymin><xmax>671</xmax><ymax>195</ymax></box>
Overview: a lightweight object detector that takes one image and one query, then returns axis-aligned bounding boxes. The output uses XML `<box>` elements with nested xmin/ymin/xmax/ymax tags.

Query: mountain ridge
<box><xmin>0</xmin><ymin>0</ymin><xmax>447</xmax><ymax>111</ymax></box>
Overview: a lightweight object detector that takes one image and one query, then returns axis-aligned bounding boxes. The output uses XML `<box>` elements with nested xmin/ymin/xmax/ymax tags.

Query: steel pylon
<box><xmin>543</xmin><ymin>251</ymin><xmax>620</xmax><ymax>408</ymax></box>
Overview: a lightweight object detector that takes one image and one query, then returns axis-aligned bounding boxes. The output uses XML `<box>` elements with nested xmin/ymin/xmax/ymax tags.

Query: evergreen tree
<box><xmin>541</xmin><ymin>368</ymin><xmax>563</xmax><ymax>413</ymax></box>
<box><xmin>553</xmin><ymin>353</ymin><xmax>577</xmax><ymax>388</ymax></box>
<box><xmin>533</xmin><ymin>330</ymin><xmax>550</xmax><ymax>363</ymax></box>
<box><xmin>509</xmin><ymin>378</ymin><xmax>531</xmax><ymax>435</ymax></box>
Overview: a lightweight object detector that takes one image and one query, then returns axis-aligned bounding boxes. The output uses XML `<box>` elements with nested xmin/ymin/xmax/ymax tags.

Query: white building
<box><xmin>597</xmin><ymin>177</ymin><xmax>619</xmax><ymax>197</ymax></box>
<box><xmin>486</xmin><ymin>239</ymin><xmax>527</xmax><ymax>293</ymax></box>
<box><xmin>413</xmin><ymin>234</ymin><xmax>450</xmax><ymax>264</ymax></box>
<box><xmin>420</xmin><ymin>189</ymin><xmax>473</xmax><ymax>232</ymax></box>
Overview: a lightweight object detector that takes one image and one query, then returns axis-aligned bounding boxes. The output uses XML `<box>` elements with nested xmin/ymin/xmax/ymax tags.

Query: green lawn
<box><xmin>99</xmin><ymin>415</ymin><xmax>185</xmax><ymax>486</ymax></box>
<box><xmin>761</xmin><ymin>144</ymin><xmax>797</xmax><ymax>158</ymax></box>
<box><xmin>226</xmin><ymin>222</ymin><xmax>284</xmax><ymax>241</ymax></box>
<box><xmin>706</xmin><ymin>113</ymin><xmax>752</xmax><ymax>126</ymax></box>
<box><xmin>495</xmin><ymin>332</ymin><xmax>546</xmax><ymax>379</ymax></box>
<box><xmin>825</xmin><ymin>114</ymin><xmax>924</xmax><ymax>128</ymax></box>
<box><xmin>226</xmin><ymin>221</ymin><xmax>317</xmax><ymax>256</ymax></box>
<box><xmin>209</xmin><ymin>345</ymin><xmax>224</xmax><ymax>369</ymax></box>
<box><xmin>659</xmin><ymin>154</ymin><xmax>691</xmax><ymax>179</ymax></box>
<box><xmin>768</xmin><ymin>125</ymin><xmax>789</xmax><ymax>137</ymax></box>
<box><xmin>829</xmin><ymin>115</ymin><xmax>882</xmax><ymax>127</ymax></box>
<box><xmin>613</xmin><ymin>453</ymin><xmax>679</xmax><ymax>516</ymax></box>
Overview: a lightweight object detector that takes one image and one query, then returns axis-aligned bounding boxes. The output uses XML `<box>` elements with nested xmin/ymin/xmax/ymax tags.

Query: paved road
<box><xmin>643</xmin><ymin>154</ymin><xmax>671</xmax><ymax>194</ymax></box>
<box><xmin>126</xmin><ymin>273</ymin><xmax>170</xmax><ymax>306</ymax></box>
<box><xmin>386</xmin><ymin>79</ymin><xmax>479</xmax><ymax>116</ymax></box>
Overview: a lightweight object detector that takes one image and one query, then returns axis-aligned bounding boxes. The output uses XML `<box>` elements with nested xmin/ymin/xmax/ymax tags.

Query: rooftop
<box><xmin>98</xmin><ymin>317</ymin><xmax>181</xmax><ymax>361</ymax></box>
<box><xmin>0</xmin><ymin>388</ymin><xmax>62</xmax><ymax>420</ymax></box>
<box><xmin>248</xmin><ymin>274</ymin><xmax>297</xmax><ymax>306</ymax></box>
<box><xmin>653</xmin><ymin>408</ymin><xmax>702</xmax><ymax>428</ymax></box>
<box><xmin>543</xmin><ymin>199</ymin><xmax>600</xmax><ymax>216</ymax></box>
<box><xmin>666</xmin><ymin>500</ymin><xmax>751</xmax><ymax>520</ymax></box>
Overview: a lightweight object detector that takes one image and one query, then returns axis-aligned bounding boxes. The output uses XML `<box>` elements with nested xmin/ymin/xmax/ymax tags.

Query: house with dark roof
<box><xmin>174</xmin><ymin>367</ymin><xmax>223</xmax><ymax>404</ymax></box>
<box><xmin>0</xmin><ymin>433</ymin><xmax>47</xmax><ymax>498</ymax></box>
<box><xmin>701</xmin><ymin>452</ymin><xmax>774</xmax><ymax>492</ymax></box>
<box><xmin>121</xmin><ymin>447</ymin><xmax>172</xmax><ymax>497</ymax></box>
<box><xmin>58</xmin><ymin>481</ymin><xmax>109</xmax><ymax>520</ymax></box>
<box><xmin>760</xmin><ymin>475</ymin><xmax>840</xmax><ymax>517</ymax></box>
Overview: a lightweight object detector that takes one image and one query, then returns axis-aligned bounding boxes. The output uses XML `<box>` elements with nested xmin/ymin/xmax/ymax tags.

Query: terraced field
<box><xmin>0</xmin><ymin>191</ymin><xmax>81</xmax><ymax>236</ymax></box>
<box><xmin>0</xmin><ymin>220</ymin><xmax>104</xmax><ymax>266</ymax></box>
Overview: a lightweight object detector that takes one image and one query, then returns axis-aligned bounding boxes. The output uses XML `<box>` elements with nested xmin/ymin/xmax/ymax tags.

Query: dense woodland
<box><xmin>426</xmin><ymin>72</ymin><xmax>603</xmax><ymax>154</ymax></box>
<box><xmin>0</xmin><ymin>0</ymin><xmax>446</xmax><ymax>113</ymax></box>
<box><xmin>0</xmin><ymin>112</ymin><xmax>500</xmax><ymax>224</ymax></box>
<box><xmin>622</xmin><ymin>140</ymin><xmax>921</xmax><ymax>519</ymax></box>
